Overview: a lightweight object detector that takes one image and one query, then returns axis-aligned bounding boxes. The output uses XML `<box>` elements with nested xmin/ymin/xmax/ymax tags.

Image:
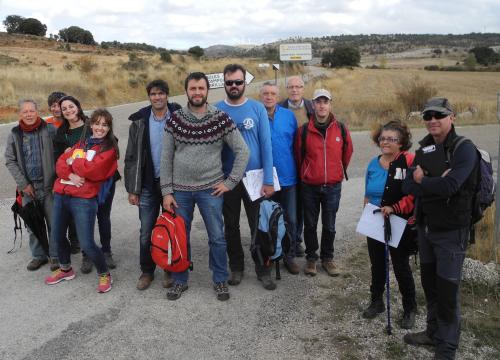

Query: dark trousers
<box><xmin>223</xmin><ymin>181</ymin><xmax>270</xmax><ymax>277</ymax></box>
<box><xmin>418</xmin><ymin>225</ymin><xmax>469</xmax><ymax>360</ymax></box>
<box><xmin>302</xmin><ymin>182</ymin><xmax>341</xmax><ymax>261</ymax></box>
<box><xmin>367</xmin><ymin>237</ymin><xmax>416</xmax><ymax>311</ymax></box>
<box><xmin>295</xmin><ymin>182</ymin><xmax>304</xmax><ymax>246</ymax></box>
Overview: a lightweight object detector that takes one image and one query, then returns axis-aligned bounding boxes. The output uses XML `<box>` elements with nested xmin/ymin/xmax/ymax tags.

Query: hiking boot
<box><xmin>167</xmin><ymin>283</ymin><xmax>188</xmax><ymax>301</ymax></box>
<box><xmin>228</xmin><ymin>271</ymin><xmax>243</xmax><ymax>286</ymax></box>
<box><xmin>284</xmin><ymin>258</ymin><xmax>300</xmax><ymax>275</ymax></box>
<box><xmin>214</xmin><ymin>282</ymin><xmax>230</xmax><ymax>301</ymax></box>
<box><xmin>401</xmin><ymin>309</ymin><xmax>417</xmax><ymax>329</ymax></box>
<box><xmin>362</xmin><ymin>299</ymin><xmax>385</xmax><ymax>319</ymax></box>
<box><xmin>162</xmin><ymin>271</ymin><xmax>173</xmax><ymax>288</ymax></box>
<box><xmin>304</xmin><ymin>260</ymin><xmax>317</xmax><ymax>276</ymax></box>
<box><xmin>80</xmin><ymin>256</ymin><xmax>93</xmax><ymax>274</ymax></box>
<box><xmin>403</xmin><ymin>330</ymin><xmax>435</xmax><ymax>347</ymax></box>
<box><xmin>97</xmin><ymin>273</ymin><xmax>112</xmax><ymax>293</ymax></box>
<box><xmin>322</xmin><ymin>260</ymin><xmax>340</xmax><ymax>277</ymax></box>
<box><xmin>295</xmin><ymin>243</ymin><xmax>305</xmax><ymax>257</ymax></box>
<box><xmin>103</xmin><ymin>252</ymin><xmax>116</xmax><ymax>269</ymax></box>
<box><xmin>45</xmin><ymin>268</ymin><xmax>76</xmax><ymax>285</ymax></box>
<box><xmin>49</xmin><ymin>258</ymin><xmax>60</xmax><ymax>271</ymax></box>
<box><xmin>27</xmin><ymin>258</ymin><xmax>48</xmax><ymax>271</ymax></box>
<box><xmin>258</xmin><ymin>274</ymin><xmax>277</xmax><ymax>290</ymax></box>
<box><xmin>136</xmin><ymin>273</ymin><xmax>154</xmax><ymax>290</ymax></box>
<box><xmin>70</xmin><ymin>241</ymin><xmax>81</xmax><ymax>255</ymax></box>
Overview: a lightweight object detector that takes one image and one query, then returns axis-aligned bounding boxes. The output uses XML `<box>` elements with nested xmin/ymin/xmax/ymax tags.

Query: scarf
<box><xmin>19</xmin><ymin>117</ymin><xmax>42</xmax><ymax>132</ymax></box>
<box><xmin>83</xmin><ymin>136</ymin><xmax>104</xmax><ymax>152</ymax></box>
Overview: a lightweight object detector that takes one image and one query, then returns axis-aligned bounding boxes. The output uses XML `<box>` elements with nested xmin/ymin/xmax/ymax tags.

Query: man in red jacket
<box><xmin>294</xmin><ymin>89</ymin><xmax>353</xmax><ymax>277</ymax></box>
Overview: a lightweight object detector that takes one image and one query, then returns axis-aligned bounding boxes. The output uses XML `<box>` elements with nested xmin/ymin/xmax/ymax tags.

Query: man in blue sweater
<box><xmin>216</xmin><ymin>64</ymin><xmax>276</xmax><ymax>290</ymax></box>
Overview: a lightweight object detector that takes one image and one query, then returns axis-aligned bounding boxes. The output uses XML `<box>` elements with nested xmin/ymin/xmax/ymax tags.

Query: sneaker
<box><xmin>214</xmin><ymin>282</ymin><xmax>230</xmax><ymax>301</ymax></box>
<box><xmin>103</xmin><ymin>252</ymin><xmax>116</xmax><ymax>269</ymax></box>
<box><xmin>97</xmin><ymin>273</ymin><xmax>112</xmax><ymax>293</ymax></box>
<box><xmin>401</xmin><ymin>309</ymin><xmax>417</xmax><ymax>329</ymax></box>
<box><xmin>45</xmin><ymin>268</ymin><xmax>76</xmax><ymax>285</ymax></box>
<box><xmin>258</xmin><ymin>274</ymin><xmax>277</xmax><ymax>290</ymax></box>
<box><xmin>228</xmin><ymin>271</ymin><xmax>243</xmax><ymax>286</ymax></box>
<box><xmin>136</xmin><ymin>273</ymin><xmax>154</xmax><ymax>290</ymax></box>
<box><xmin>321</xmin><ymin>260</ymin><xmax>340</xmax><ymax>277</ymax></box>
<box><xmin>304</xmin><ymin>260</ymin><xmax>317</xmax><ymax>276</ymax></box>
<box><xmin>362</xmin><ymin>299</ymin><xmax>385</xmax><ymax>319</ymax></box>
<box><xmin>27</xmin><ymin>258</ymin><xmax>48</xmax><ymax>271</ymax></box>
<box><xmin>162</xmin><ymin>271</ymin><xmax>173</xmax><ymax>288</ymax></box>
<box><xmin>295</xmin><ymin>243</ymin><xmax>305</xmax><ymax>257</ymax></box>
<box><xmin>167</xmin><ymin>283</ymin><xmax>188</xmax><ymax>301</ymax></box>
<box><xmin>80</xmin><ymin>256</ymin><xmax>93</xmax><ymax>274</ymax></box>
<box><xmin>284</xmin><ymin>258</ymin><xmax>300</xmax><ymax>274</ymax></box>
<box><xmin>403</xmin><ymin>330</ymin><xmax>435</xmax><ymax>347</ymax></box>
<box><xmin>49</xmin><ymin>258</ymin><xmax>60</xmax><ymax>271</ymax></box>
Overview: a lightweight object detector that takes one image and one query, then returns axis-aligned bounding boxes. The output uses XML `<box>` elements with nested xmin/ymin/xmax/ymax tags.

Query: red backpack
<box><xmin>151</xmin><ymin>211</ymin><xmax>191</xmax><ymax>272</ymax></box>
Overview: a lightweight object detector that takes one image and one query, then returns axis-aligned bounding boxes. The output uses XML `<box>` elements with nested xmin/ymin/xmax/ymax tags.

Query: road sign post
<box><xmin>272</xmin><ymin>64</ymin><xmax>280</xmax><ymax>85</ymax></box>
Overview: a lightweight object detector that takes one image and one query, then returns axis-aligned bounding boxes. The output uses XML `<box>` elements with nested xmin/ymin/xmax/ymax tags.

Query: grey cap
<box><xmin>312</xmin><ymin>88</ymin><xmax>332</xmax><ymax>101</ymax></box>
<box><xmin>422</xmin><ymin>97</ymin><xmax>454</xmax><ymax>115</ymax></box>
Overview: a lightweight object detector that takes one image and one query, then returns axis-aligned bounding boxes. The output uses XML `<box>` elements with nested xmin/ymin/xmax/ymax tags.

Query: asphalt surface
<box><xmin>0</xmin><ymin>67</ymin><xmax>499</xmax><ymax>359</ymax></box>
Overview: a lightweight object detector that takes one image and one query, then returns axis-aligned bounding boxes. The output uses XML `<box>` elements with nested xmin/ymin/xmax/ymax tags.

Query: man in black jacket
<box><xmin>402</xmin><ymin>97</ymin><xmax>479</xmax><ymax>360</ymax></box>
<box><xmin>124</xmin><ymin>79</ymin><xmax>181</xmax><ymax>291</ymax></box>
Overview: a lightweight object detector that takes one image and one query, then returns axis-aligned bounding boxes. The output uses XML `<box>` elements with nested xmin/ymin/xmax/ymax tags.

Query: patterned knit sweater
<box><xmin>160</xmin><ymin>104</ymin><xmax>249</xmax><ymax>195</ymax></box>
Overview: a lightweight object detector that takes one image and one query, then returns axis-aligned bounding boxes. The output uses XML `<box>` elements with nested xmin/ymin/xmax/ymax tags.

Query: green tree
<box><xmin>59</xmin><ymin>26</ymin><xmax>95</xmax><ymax>45</ymax></box>
<box><xmin>18</xmin><ymin>18</ymin><xmax>47</xmax><ymax>36</ymax></box>
<box><xmin>3</xmin><ymin>15</ymin><xmax>24</xmax><ymax>34</ymax></box>
<box><xmin>464</xmin><ymin>54</ymin><xmax>477</xmax><ymax>71</ymax></box>
<box><xmin>188</xmin><ymin>45</ymin><xmax>204</xmax><ymax>59</ymax></box>
<box><xmin>324</xmin><ymin>46</ymin><xmax>361</xmax><ymax>68</ymax></box>
<box><xmin>469</xmin><ymin>46</ymin><xmax>499</xmax><ymax>66</ymax></box>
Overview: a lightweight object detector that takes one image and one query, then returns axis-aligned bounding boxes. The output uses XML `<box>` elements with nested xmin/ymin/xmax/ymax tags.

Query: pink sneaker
<box><xmin>98</xmin><ymin>273</ymin><xmax>112</xmax><ymax>293</ymax></box>
<box><xmin>45</xmin><ymin>268</ymin><xmax>75</xmax><ymax>285</ymax></box>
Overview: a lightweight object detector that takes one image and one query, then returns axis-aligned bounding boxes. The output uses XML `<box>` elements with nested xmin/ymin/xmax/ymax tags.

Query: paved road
<box><xmin>0</xmin><ymin>67</ymin><xmax>498</xmax><ymax>359</ymax></box>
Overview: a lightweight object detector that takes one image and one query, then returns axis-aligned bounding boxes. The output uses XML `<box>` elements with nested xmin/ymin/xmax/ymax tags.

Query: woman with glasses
<box><xmin>362</xmin><ymin>120</ymin><xmax>417</xmax><ymax>329</ymax></box>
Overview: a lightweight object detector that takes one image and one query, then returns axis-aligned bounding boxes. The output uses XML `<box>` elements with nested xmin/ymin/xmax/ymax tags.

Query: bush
<box><xmin>188</xmin><ymin>46</ymin><xmax>204</xmax><ymax>59</ymax></box>
<box><xmin>424</xmin><ymin>65</ymin><xmax>440</xmax><ymax>71</ymax></box>
<box><xmin>122</xmin><ymin>53</ymin><xmax>147</xmax><ymax>71</ymax></box>
<box><xmin>59</xmin><ymin>26</ymin><xmax>95</xmax><ymax>45</ymax></box>
<box><xmin>396</xmin><ymin>76</ymin><xmax>437</xmax><ymax>114</ymax></box>
<box><xmin>470</xmin><ymin>47</ymin><xmax>499</xmax><ymax>66</ymax></box>
<box><xmin>75</xmin><ymin>56</ymin><xmax>97</xmax><ymax>75</ymax></box>
<box><xmin>160</xmin><ymin>51</ymin><xmax>172</xmax><ymax>63</ymax></box>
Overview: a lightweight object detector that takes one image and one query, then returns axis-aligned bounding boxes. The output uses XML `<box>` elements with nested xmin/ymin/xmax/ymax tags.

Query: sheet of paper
<box><xmin>355</xmin><ymin>203</ymin><xmax>407</xmax><ymax>248</ymax></box>
<box><xmin>60</xmin><ymin>179</ymin><xmax>76</xmax><ymax>186</ymax></box>
<box><xmin>242</xmin><ymin>167</ymin><xmax>281</xmax><ymax>202</ymax></box>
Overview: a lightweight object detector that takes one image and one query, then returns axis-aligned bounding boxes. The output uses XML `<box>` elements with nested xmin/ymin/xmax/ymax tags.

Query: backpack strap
<box><xmin>338</xmin><ymin>121</ymin><xmax>349</xmax><ymax>181</ymax></box>
<box><xmin>300</xmin><ymin>123</ymin><xmax>308</xmax><ymax>169</ymax></box>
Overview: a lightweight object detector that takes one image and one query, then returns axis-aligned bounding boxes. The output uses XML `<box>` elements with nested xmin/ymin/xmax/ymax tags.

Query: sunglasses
<box><xmin>225</xmin><ymin>80</ymin><xmax>245</xmax><ymax>86</ymax></box>
<box><xmin>423</xmin><ymin>111</ymin><xmax>448</xmax><ymax>121</ymax></box>
<box><xmin>378</xmin><ymin>136</ymin><xmax>400</xmax><ymax>143</ymax></box>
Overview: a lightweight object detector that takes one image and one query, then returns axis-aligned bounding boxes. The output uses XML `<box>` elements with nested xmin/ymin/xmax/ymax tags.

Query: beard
<box><xmin>188</xmin><ymin>95</ymin><xmax>208</xmax><ymax>108</ymax></box>
<box><xmin>225</xmin><ymin>86</ymin><xmax>245</xmax><ymax>100</ymax></box>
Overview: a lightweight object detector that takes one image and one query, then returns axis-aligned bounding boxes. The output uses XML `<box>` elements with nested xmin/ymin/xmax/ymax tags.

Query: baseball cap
<box><xmin>422</xmin><ymin>97</ymin><xmax>454</xmax><ymax>115</ymax></box>
<box><xmin>312</xmin><ymin>89</ymin><xmax>332</xmax><ymax>101</ymax></box>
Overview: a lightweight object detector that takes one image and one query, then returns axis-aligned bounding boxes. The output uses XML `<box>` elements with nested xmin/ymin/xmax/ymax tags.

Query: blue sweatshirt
<box><xmin>268</xmin><ymin>105</ymin><xmax>297</xmax><ymax>187</ymax></box>
<box><xmin>217</xmin><ymin>98</ymin><xmax>274</xmax><ymax>185</ymax></box>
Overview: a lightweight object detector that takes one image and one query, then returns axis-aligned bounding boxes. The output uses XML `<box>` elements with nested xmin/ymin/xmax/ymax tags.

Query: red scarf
<box><xmin>19</xmin><ymin>117</ymin><xmax>43</xmax><ymax>132</ymax></box>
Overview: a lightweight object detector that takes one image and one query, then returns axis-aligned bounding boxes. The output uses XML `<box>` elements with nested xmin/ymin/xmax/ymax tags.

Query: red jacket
<box><xmin>295</xmin><ymin>115</ymin><xmax>353</xmax><ymax>185</ymax></box>
<box><xmin>53</xmin><ymin>141</ymin><xmax>118</xmax><ymax>199</ymax></box>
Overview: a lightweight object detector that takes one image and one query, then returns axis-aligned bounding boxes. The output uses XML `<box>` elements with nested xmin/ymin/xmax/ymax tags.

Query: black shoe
<box><xmin>103</xmin><ymin>252</ymin><xmax>116</xmax><ymax>269</ymax></box>
<box><xmin>401</xmin><ymin>309</ymin><xmax>416</xmax><ymax>329</ymax></box>
<box><xmin>228</xmin><ymin>271</ymin><xmax>243</xmax><ymax>286</ymax></box>
<box><xmin>403</xmin><ymin>330</ymin><xmax>435</xmax><ymax>347</ymax></box>
<box><xmin>80</xmin><ymin>256</ymin><xmax>93</xmax><ymax>274</ymax></box>
<box><xmin>27</xmin><ymin>258</ymin><xmax>48</xmax><ymax>271</ymax></box>
<box><xmin>214</xmin><ymin>282</ymin><xmax>230</xmax><ymax>301</ymax></box>
<box><xmin>295</xmin><ymin>243</ymin><xmax>305</xmax><ymax>257</ymax></box>
<box><xmin>258</xmin><ymin>274</ymin><xmax>277</xmax><ymax>290</ymax></box>
<box><xmin>362</xmin><ymin>299</ymin><xmax>385</xmax><ymax>319</ymax></box>
<box><xmin>167</xmin><ymin>283</ymin><xmax>188</xmax><ymax>301</ymax></box>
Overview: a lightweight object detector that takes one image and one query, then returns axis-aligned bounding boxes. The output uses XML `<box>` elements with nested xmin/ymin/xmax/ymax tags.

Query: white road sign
<box><xmin>279</xmin><ymin>43</ymin><xmax>312</xmax><ymax>61</ymax></box>
<box><xmin>206</xmin><ymin>71</ymin><xmax>255</xmax><ymax>89</ymax></box>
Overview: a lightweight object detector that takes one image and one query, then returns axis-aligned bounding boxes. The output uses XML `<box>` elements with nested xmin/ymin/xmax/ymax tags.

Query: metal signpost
<box><xmin>206</xmin><ymin>71</ymin><xmax>255</xmax><ymax>89</ymax></box>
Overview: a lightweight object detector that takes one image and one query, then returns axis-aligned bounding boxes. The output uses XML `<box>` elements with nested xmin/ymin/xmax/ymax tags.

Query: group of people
<box><xmin>5</xmin><ymin>62</ymin><xmax>479</xmax><ymax>360</ymax></box>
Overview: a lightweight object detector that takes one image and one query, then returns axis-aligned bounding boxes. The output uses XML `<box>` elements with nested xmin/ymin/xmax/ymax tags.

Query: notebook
<box><xmin>414</xmin><ymin>143</ymin><xmax>448</xmax><ymax>177</ymax></box>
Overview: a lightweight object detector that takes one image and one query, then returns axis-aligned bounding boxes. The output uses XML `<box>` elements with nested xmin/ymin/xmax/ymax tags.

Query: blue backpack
<box><xmin>251</xmin><ymin>200</ymin><xmax>291</xmax><ymax>279</ymax></box>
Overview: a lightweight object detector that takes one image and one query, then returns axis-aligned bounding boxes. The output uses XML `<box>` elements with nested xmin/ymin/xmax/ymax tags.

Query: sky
<box><xmin>1</xmin><ymin>0</ymin><xmax>500</xmax><ymax>50</ymax></box>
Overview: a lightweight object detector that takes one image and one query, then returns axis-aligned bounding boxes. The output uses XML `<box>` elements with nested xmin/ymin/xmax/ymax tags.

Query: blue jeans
<box><xmin>272</xmin><ymin>185</ymin><xmax>298</xmax><ymax>259</ymax></box>
<box><xmin>96</xmin><ymin>181</ymin><xmax>116</xmax><ymax>253</ymax></box>
<box><xmin>52</xmin><ymin>194</ymin><xmax>108</xmax><ymax>274</ymax></box>
<box><xmin>171</xmin><ymin>189</ymin><xmax>228</xmax><ymax>285</ymax></box>
<box><xmin>301</xmin><ymin>182</ymin><xmax>342</xmax><ymax>261</ymax></box>
<box><xmin>22</xmin><ymin>181</ymin><xmax>57</xmax><ymax>260</ymax></box>
<box><xmin>138</xmin><ymin>186</ymin><xmax>162</xmax><ymax>274</ymax></box>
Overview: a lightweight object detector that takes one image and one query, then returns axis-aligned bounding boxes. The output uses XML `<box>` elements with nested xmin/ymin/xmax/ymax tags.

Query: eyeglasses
<box><xmin>287</xmin><ymin>85</ymin><xmax>304</xmax><ymax>89</ymax></box>
<box><xmin>225</xmin><ymin>80</ymin><xmax>245</xmax><ymax>86</ymax></box>
<box><xmin>378</xmin><ymin>136</ymin><xmax>400</xmax><ymax>143</ymax></box>
<box><xmin>423</xmin><ymin>111</ymin><xmax>448</xmax><ymax>121</ymax></box>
